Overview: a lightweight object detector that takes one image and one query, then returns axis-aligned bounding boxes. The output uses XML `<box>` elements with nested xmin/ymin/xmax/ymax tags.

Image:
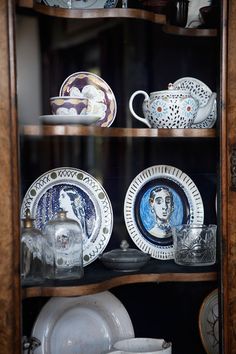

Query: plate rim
<box><xmin>198</xmin><ymin>288</ymin><xmax>219</xmax><ymax>354</ymax></box>
<box><xmin>59</xmin><ymin>71</ymin><xmax>117</xmax><ymax>127</ymax></box>
<box><xmin>124</xmin><ymin>165</ymin><xmax>204</xmax><ymax>260</ymax></box>
<box><xmin>32</xmin><ymin>291</ymin><xmax>135</xmax><ymax>354</ymax></box>
<box><xmin>21</xmin><ymin>167</ymin><xmax>113</xmax><ymax>266</ymax></box>
<box><xmin>173</xmin><ymin>76</ymin><xmax>217</xmax><ymax>128</ymax></box>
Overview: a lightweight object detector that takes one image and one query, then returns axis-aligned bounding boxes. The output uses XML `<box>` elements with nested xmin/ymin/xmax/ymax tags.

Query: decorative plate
<box><xmin>173</xmin><ymin>77</ymin><xmax>217</xmax><ymax>128</ymax></box>
<box><xmin>59</xmin><ymin>72</ymin><xmax>117</xmax><ymax>127</ymax></box>
<box><xmin>32</xmin><ymin>291</ymin><xmax>135</xmax><ymax>354</ymax></box>
<box><xmin>39</xmin><ymin>114</ymin><xmax>101</xmax><ymax>125</ymax></box>
<box><xmin>199</xmin><ymin>289</ymin><xmax>219</xmax><ymax>354</ymax></box>
<box><xmin>70</xmin><ymin>0</ymin><xmax>118</xmax><ymax>9</ymax></box>
<box><xmin>124</xmin><ymin>165</ymin><xmax>204</xmax><ymax>260</ymax></box>
<box><xmin>21</xmin><ymin>167</ymin><xmax>113</xmax><ymax>266</ymax></box>
<box><xmin>39</xmin><ymin>0</ymin><xmax>118</xmax><ymax>8</ymax></box>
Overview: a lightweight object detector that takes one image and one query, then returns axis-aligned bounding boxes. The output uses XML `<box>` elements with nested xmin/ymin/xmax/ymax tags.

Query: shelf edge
<box><xmin>22</xmin><ymin>271</ymin><xmax>217</xmax><ymax>298</ymax></box>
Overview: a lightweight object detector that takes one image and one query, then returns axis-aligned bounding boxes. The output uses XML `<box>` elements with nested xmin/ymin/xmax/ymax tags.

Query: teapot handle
<box><xmin>129</xmin><ymin>90</ymin><xmax>151</xmax><ymax>128</ymax></box>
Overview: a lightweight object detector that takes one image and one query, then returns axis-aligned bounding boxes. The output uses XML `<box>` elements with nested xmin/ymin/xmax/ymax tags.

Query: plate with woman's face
<box><xmin>59</xmin><ymin>72</ymin><xmax>117</xmax><ymax>127</ymax></box>
<box><xmin>124</xmin><ymin>165</ymin><xmax>204</xmax><ymax>260</ymax></box>
<box><xmin>21</xmin><ymin>167</ymin><xmax>113</xmax><ymax>266</ymax></box>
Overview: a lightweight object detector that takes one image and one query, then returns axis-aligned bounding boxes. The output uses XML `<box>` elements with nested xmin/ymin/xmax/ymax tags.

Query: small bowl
<box><xmin>50</xmin><ymin>96</ymin><xmax>93</xmax><ymax>116</ymax></box>
<box><xmin>199</xmin><ymin>5</ymin><xmax>220</xmax><ymax>29</ymax></box>
<box><xmin>99</xmin><ymin>240</ymin><xmax>151</xmax><ymax>272</ymax></box>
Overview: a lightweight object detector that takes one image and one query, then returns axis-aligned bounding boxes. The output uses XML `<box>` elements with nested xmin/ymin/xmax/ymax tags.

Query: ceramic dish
<box><xmin>40</xmin><ymin>0</ymin><xmax>118</xmax><ymax>8</ymax></box>
<box><xmin>32</xmin><ymin>291</ymin><xmax>135</xmax><ymax>354</ymax></box>
<box><xmin>59</xmin><ymin>71</ymin><xmax>117</xmax><ymax>127</ymax></box>
<box><xmin>70</xmin><ymin>0</ymin><xmax>118</xmax><ymax>9</ymax></box>
<box><xmin>39</xmin><ymin>114</ymin><xmax>101</xmax><ymax>125</ymax></box>
<box><xmin>21</xmin><ymin>167</ymin><xmax>113</xmax><ymax>266</ymax></box>
<box><xmin>199</xmin><ymin>289</ymin><xmax>219</xmax><ymax>354</ymax></box>
<box><xmin>124</xmin><ymin>165</ymin><xmax>204</xmax><ymax>260</ymax></box>
<box><xmin>173</xmin><ymin>77</ymin><xmax>217</xmax><ymax>128</ymax></box>
<box><xmin>99</xmin><ymin>240</ymin><xmax>151</xmax><ymax>272</ymax></box>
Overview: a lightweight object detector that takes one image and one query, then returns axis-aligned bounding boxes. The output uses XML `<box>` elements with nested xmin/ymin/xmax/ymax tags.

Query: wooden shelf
<box><xmin>162</xmin><ymin>24</ymin><xmax>218</xmax><ymax>37</ymax></box>
<box><xmin>17</xmin><ymin>1</ymin><xmax>217</xmax><ymax>37</ymax></box>
<box><xmin>20</xmin><ymin>125</ymin><xmax>217</xmax><ymax>138</ymax></box>
<box><xmin>22</xmin><ymin>259</ymin><xmax>217</xmax><ymax>298</ymax></box>
<box><xmin>31</xmin><ymin>3</ymin><xmax>166</xmax><ymax>24</ymax></box>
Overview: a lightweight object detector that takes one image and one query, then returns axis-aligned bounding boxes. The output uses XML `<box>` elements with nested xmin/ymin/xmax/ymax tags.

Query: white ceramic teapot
<box><xmin>129</xmin><ymin>83</ymin><xmax>216</xmax><ymax>128</ymax></box>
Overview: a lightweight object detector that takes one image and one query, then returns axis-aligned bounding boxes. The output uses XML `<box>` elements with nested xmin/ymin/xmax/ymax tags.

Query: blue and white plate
<box><xmin>124</xmin><ymin>165</ymin><xmax>204</xmax><ymax>260</ymax></box>
<box><xmin>38</xmin><ymin>0</ymin><xmax>118</xmax><ymax>9</ymax></box>
<box><xmin>21</xmin><ymin>167</ymin><xmax>113</xmax><ymax>266</ymax></box>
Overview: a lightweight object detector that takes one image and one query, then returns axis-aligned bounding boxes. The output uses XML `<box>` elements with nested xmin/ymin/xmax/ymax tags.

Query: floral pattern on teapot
<box><xmin>129</xmin><ymin>82</ymin><xmax>216</xmax><ymax>129</ymax></box>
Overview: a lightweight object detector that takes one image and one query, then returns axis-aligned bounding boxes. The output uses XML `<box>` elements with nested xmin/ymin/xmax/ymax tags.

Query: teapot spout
<box><xmin>193</xmin><ymin>92</ymin><xmax>216</xmax><ymax>124</ymax></box>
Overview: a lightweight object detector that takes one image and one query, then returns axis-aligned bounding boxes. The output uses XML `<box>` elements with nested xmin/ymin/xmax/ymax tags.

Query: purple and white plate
<box><xmin>59</xmin><ymin>72</ymin><xmax>117</xmax><ymax>127</ymax></box>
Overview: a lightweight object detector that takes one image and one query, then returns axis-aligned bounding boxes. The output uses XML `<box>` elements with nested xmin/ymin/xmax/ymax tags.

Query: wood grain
<box><xmin>0</xmin><ymin>1</ymin><xmax>21</xmax><ymax>353</ymax></box>
<box><xmin>222</xmin><ymin>0</ymin><xmax>236</xmax><ymax>352</ymax></box>
<box><xmin>22</xmin><ymin>271</ymin><xmax>217</xmax><ymax>298</ymax></box>
<box><xmin>21</xmin><ymin>125</ymin><xmax>217</xmax><ymax>138</ymax></box>
<box><xmin>33</xmin><ymin>3</ymin><xmax>166</xmax><ymax>23</ymax></box>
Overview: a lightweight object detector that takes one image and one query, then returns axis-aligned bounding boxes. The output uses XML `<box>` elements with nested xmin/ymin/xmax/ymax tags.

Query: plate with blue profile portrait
<box><xmin>21</xmin><ymin>167</ymin><xmax>113</xmax><ymax>266</ymax></box>
<box><xmin>124</xmin><ymin>165</ymin><xmax>204</xmax><ymax>260</ymax></box>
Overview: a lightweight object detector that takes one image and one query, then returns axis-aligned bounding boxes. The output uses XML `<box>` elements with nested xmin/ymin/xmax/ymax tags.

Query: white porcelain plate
<box><xmin>70</xmin><ymin>0</ymin><xmax>118</xmax><ymax>9</ymax></box>
<box><xmin>32</xmin><ymin>291</ymin><xmax>135</xmax><ymax>354</ymax></box>
<box><xmin>59</xmin><ymin>71</ymin><xmax>117</xmax><ymax>127</ymax></box>
<box><xmin>39</xmin><ymin>114</ymin><xmax>101</xmax><ymax>125</ymax></box>
<box><xmin>21</xmin><ymin>167</ymin><xmax>113</xmax><ymax>266</ymax></box>
<box><xmin>173</xmin><ymin>77</ymin><xmax>217</xmax><ymax>128</ymax></box>
<box><xmin>124</xmin><ymin>165</ymin><xmax>204</xmax><ymax>260</ymax></box>
<box><xmin>199</xmin><ymin>289</ymin><xmax>219</xmax><ymax>354</ymax></box>
<box><xmin>40</xmin><ymin>0</ymin><xmax>118</xmax><ymax>8</ymax></box>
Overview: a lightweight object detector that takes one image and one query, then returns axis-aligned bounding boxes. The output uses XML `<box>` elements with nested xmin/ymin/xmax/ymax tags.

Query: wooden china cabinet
<box><xmin>1</xmin><ymin>0</ymin><xmax>236</xmax><ymax>353</ymax></box>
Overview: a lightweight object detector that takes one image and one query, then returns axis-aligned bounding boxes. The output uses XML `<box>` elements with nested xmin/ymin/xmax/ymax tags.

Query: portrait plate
<box><xmin>21</xmin><ymin>167</ymin><xmax>113</xmax><ymax>266</ymax></box>
<box><xmin>199</xmin><ymin>289</ymin><xmax>219</xmax><ymax>354</ymax></box>
<box><xmin>124</xmin><ymin>165</ymin><xmax>204</xmax><ymax>260</ymax></box>
<box><xmin>59</xmin><ymin>71</ymin><xmax>117</xmax><ymax>127</ymax></box>
<box><xmin>32</xmin><ymin>291</ymin><xmax>134</xmax><ymax>354</ymax></box>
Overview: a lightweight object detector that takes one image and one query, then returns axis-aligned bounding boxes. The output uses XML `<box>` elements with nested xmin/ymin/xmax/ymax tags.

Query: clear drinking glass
<box><xmin>172</xmin><ymin>224</ymin><xmax>217</xmax><ymax>266</ymax></box>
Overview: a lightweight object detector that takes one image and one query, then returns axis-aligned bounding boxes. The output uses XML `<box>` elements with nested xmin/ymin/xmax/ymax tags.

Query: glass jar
<box><xmin>43</xmin><ymin>208</ymin><xmax>84</xmax><ymax>280</ymax></box>
<box><xmin>21</xmin><ymin>209</ymin><xmax>44</xmax><ymax>285</ymax></box>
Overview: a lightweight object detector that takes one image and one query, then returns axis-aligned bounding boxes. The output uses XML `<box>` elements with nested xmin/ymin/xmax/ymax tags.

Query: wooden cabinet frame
<box><xmin>1</xmin><ymin>0</ymin><xmax>236</xmax><ymax>352</ymax></box>
<box><xmin>0</xmin><ymin>1</ymin><xmax>21</xmax><ymax>352</ymax></box>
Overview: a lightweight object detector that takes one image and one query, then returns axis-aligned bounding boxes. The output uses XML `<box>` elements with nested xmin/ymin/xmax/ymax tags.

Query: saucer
<box><xmin>59</xmin><ymin>71</ymin><xmax>117</xmax><ymax>127</ymax></box>
<box><xmin>173</xmin><ymin>77</ymin><xmax>217</xmax><ymax>128</ymax></box>
<box><xmin>39</xmin><ymin>114</ymin><xmax>101</xmax><ymax>125</ymax></box>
